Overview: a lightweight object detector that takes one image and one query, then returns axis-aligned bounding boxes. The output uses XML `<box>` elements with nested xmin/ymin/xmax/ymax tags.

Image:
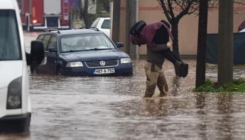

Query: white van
<box><xmin>0</xmin><ymin>0</ymin><xmax>44</xmax><ymax>132</ymax></box>
<box><xmin>91</xmin><ymin>17</ymin><xmax>110</xmax><ymax>38</ymax></box>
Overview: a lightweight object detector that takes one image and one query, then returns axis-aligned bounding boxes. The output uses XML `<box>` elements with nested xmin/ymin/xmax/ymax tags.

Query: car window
<box><xmin>61</xmin><ymin>34</ymin><xmax>115</xmax><ymax>52</ymax></box>
<box><xmin>47</xmin><ymin>35</ymin><xmax>57</xmax><ymax>51</ymax></box>
<box><xmin>91</xmin><ymin>18</ymin><xmax>100</xmax><ymax>27</ymax></box>
<box><xmin>0</xmin><ymin>10</ymin><xmax>22</xmax><ymax>60</ymax></box>
<box><xmin>42</xmin><ymin>34</ymin><xmax>52</xmax><ymax>50</ymax></box>
<box><xmin>101</xmin><ymin>19</ymin><xmax>110</xmax><ymax>29</ymax></box>
<box><xmin>37</xmin><ymin>35</ymin><xmax>45</xmax><ymax>41</ymax></box>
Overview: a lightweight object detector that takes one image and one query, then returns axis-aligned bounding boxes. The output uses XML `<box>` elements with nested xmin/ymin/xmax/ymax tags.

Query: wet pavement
<box><xmin>1</xmin><ymin>32</ymin><xmax>245</xmax><ymax>140</ymax></box>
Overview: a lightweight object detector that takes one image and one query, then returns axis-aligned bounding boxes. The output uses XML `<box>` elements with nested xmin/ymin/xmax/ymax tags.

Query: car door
<box><xmin>35</xmin><ymin>34</ymin><xmax>48</xmax><ymax>73</ymax></box>
<box><xmin>38</xmin><ymin>34</ymin><xmax>52</xmax><ymax>74</ymax></box>
<box><xmin>45</xmin><ymin>35</ymin><xmax>58</xmax><ymax>75</ymax></box>
<box><xmin>36</xmin><ymin>34</ymin><xmax>45</xmax><ymax>42</ymax></box>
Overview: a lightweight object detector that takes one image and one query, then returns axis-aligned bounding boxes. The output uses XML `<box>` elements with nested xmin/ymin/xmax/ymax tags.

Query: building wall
<box><xmin>118</xmin><ymin>0</ymin><xmax>245</xmax><ymax>56</ymax></box>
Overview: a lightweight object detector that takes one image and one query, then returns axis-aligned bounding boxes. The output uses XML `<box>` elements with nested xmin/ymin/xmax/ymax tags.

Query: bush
<box><xmin>193</xmin><ymin>78</ymin><xmax>245</xmax><ymax>92</ymax></box>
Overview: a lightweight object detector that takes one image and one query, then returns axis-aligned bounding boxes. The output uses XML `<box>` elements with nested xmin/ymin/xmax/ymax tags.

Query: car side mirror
<box><xmin>48</xmin><ymin>47</ymin><xmax>57</xmax><ymax>53</ymax></box>
<box><xmin>27</xmin><ymin>41</ymin><xmax>44</xmax><ymax>66</ymax></box>
<box><xmin>115</xmin><ymin>42</ymin><xmax>124</xmax><ymax>48</ymax></box>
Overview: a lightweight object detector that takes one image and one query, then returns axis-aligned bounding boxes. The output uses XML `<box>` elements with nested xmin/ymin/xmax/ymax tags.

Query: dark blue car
<box><xmin>32</xmin><ymin>29</ymin><xmax>133</xmax><ymax>76</ymax></box>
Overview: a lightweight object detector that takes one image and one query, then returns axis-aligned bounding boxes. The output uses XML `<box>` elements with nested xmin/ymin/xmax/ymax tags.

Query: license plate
<box><xmin>93</xmin><ymin>68</ymin><xmax>115</xmax><ymax>75</ymax></box>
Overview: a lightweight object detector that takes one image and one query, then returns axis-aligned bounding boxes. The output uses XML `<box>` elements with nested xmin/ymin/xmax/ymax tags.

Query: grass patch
<box><xmin>234</xmin><ymin>64</ymin><xmax>245</xmax><ymax>69</ymax></box>
<box><xmin>193</xmin><ymin>78</ymin><xmax>245</xmax><ymax>92</ymax></box>
<box><xmin>206</xmin><ymin>64</ymin><xmax>245</xmax><ymax>69</ymax></box>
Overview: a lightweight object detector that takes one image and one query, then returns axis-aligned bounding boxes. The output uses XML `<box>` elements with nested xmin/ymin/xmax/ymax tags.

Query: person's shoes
<box><xmin>174</xmin><ymin>61</ymin><xmax>182</xmax><ymax>77</ymax></box>
<box><xmin>159</xmin><ymin>93</ymin><xmax>167</xmax><ymax>97</ymax></box>
<box><xmin>144</xmin><ymin>94</ymin><xmax>153</xmax><ymax>98</ymax></box>
<box><xmin>180</xmin><ymin>63</ymin><xmax>189</xmax><ymax>78</ymax></box>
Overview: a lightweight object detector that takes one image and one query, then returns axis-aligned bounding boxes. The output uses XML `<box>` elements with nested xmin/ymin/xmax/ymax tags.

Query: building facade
<box><xmin>110</xmin><ymin>0</ymin><xmax>245</xmax><ymax>58</ymax></box>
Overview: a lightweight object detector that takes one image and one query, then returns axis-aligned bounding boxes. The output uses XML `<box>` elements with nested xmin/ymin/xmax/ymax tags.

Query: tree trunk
<box><xmin>126</xmin><ymin>0</ymin><xmax>137</xmax><ymax>58</ymax></box>
<box><xmin>196</xmin><ymin>0</ymin><xmax>208</xmax><ymax>88</ymax></box>
<box><xmin>171</xmin><ymin>22</ymin><xmax>180</xmax><ymax>57</ymax></box>
<box><xmin>112</xmin><ymin>0</ymin><xmax>121</xmax><ymax>42</ymax></box>
<box><xmin>78</xmin><ymin>0</ymin><xmax>89</xmax><ymax>28</ymax></box>
<box><xmin>218</xmin><ymin>0</ymin><xmax>234</xmax><ymax>86</ymax></box>
<box><xmin>83</xmin><ymin>0</ymin><xmax>89</xmax><ymax>28</ymax></box>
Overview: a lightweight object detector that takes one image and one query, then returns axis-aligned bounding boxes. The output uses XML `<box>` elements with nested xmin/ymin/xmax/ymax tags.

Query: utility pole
<box><xmin>112</xmin><ymin>0</ymin><xmax>120</xmax><ymax>42</ymax></box>
<box><xmin>126</xmin><ymin>0</ymin><xmax>137</xmax><ymax>58</ymax></box>
<box><xmin>218</xmin><ymin>0</ymin><xmax>234</xmax><ymax>85</ymax></box>
<box><xmin>195</xmin><ymin>0</ymin><xmax>208</xmax><ymax>88</ymax></box>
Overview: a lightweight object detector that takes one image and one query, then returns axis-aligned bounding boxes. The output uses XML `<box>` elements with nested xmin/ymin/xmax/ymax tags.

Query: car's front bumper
<box><xmin>0</xmin><ymin>113</ymin><xmax>31</xmax><ymax>133</ymax></box>
<box><xmin>63</xmin><ymin>63</ymin><xmax>133</xmax><ymax>76</ymax></box>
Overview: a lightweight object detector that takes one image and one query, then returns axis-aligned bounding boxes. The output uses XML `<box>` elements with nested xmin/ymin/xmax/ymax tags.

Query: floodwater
<box><xmin>1</xmin><ymin>32</ymin><xmax>245</xmax><ymax>140</ymax></box>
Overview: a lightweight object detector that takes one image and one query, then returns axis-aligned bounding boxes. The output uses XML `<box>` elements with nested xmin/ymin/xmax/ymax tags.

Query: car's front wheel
<box><xmin>56</xmin><ymin>68</ymin><xmax>64</xmax><ymax>76</ymax></box>
<box><xmin>30</xmin><ymin>65</ymin><xmax>38</xmax><ymax>74</ymax></box>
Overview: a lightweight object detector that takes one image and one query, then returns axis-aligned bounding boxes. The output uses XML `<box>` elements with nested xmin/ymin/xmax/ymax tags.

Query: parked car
<box><xmin>0</xmin><ymin>0</ymin><xmax>44</xmax><ymax>132</ymax></box>
<box><xmin>238</xmin><ymin>20</ymin><xmax>245</xmax><ymax>32</ymax></box>
<box><xmin>32</xmin><ymin>28</ymin><xmax>133</xmax><ymax>76</ymax></box>
<box><xmin>91</xmin><ymin>17</ymin><xmax>110</xmax><ymax>38</ymax></box>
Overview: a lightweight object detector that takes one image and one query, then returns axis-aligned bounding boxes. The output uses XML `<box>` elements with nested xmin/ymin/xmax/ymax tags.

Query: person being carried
<box><xmin>130</xmin><ymin>20</ymin><xmax>188</xmax><ymax>78</ymax></box>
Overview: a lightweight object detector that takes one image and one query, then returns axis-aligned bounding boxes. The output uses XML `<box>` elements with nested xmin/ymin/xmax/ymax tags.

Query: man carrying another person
<box><xmin>130</xmin><ymin>20</ymin><xmax>188</xmax><ymax>98</ymax></box>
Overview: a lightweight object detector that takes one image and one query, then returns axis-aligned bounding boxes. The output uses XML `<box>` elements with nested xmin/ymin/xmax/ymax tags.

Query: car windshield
<box><xmin>0</xmin><ymin>10</ymin><xmax>21</xmax><ymax>60</ymax></box>
<box><xmin>61</xmin><ymin>34</ymin><xmax>115</xmax><ymax>52</ymax></box>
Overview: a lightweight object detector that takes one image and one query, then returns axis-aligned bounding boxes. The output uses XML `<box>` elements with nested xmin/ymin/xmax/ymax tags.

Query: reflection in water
<box><xmin>2</xmin><ymin>59</ymin><xmax>245</xmax><ymax>139</ymax></box>
<box><xmin>2</xmin><ymin>32</ymin><xmax>245</xmax><ymax>140</ymax></box>
<box><xmin>171</xmin><ymin>76</ymin><xmax>180</xmax><ymax>96</ymax></box>
<box><xmin>143</xmin><ymin>98</ymin><xmax>168</xmax><ymax>116</ymax></box>
<box><xmin>196</xmin><ymin>93</ymin><xmax>207</xmax><ymax>140</ymax></box>
<box><xmin>196</xmin><ymin>93</ymin><xmax>206</xmax><ymax>111</ymax></box>
<box><xmin>216</xmin><ymin>93</ymin><xmax>233</xmax><ymax>140</ymax></box>
<box><xmin>0</xmin><ymin>133</ymin><xmax>30</xmax><ymax>140</ymax></box>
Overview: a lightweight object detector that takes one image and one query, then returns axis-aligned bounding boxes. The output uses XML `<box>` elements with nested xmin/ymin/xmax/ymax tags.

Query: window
<box><xmin>101</xmin><ymin>19</ymin><xmax>110</xmax><ymax>29</ymax></box>
<box><xmin>42</xmin><ymin>34</ymin><xmax>52</xmax><ymax>50</ymax></box>
<box><xmin>91</xmin><ymin>18</ymin><xmax>100</xmax><ymax>27</ymax></box>
<box><xmin>37</xmin><ymin>35</ymin><xmax>45</xmax><ymax>41</ymax></box>
<box><xmin>47</xmin><ymin>35</ymin><xmax>57</xmax><ymax>50</ymax></box>
<box><xmin>0</xmin><ymin>10</ymin><xmax>22</xmax><ymax>60</ymax></box>
<box><xmin>61</xmin><ymin>34</ymin><xmax>115</xmax><ymax>52</ymax></box>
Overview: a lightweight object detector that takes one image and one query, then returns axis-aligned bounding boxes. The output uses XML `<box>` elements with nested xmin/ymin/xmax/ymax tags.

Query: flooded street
<box><xmin>1</xmin><ymin>32</ymin><xmax>245</xmax><ymax>140</ymax></box>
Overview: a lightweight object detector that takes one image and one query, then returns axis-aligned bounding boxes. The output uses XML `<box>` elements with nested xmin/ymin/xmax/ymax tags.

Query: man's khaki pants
<box><xmin>144</xmin><ymin>62</ymin><xmax>168</xmax><ymax>97</ymax></box>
